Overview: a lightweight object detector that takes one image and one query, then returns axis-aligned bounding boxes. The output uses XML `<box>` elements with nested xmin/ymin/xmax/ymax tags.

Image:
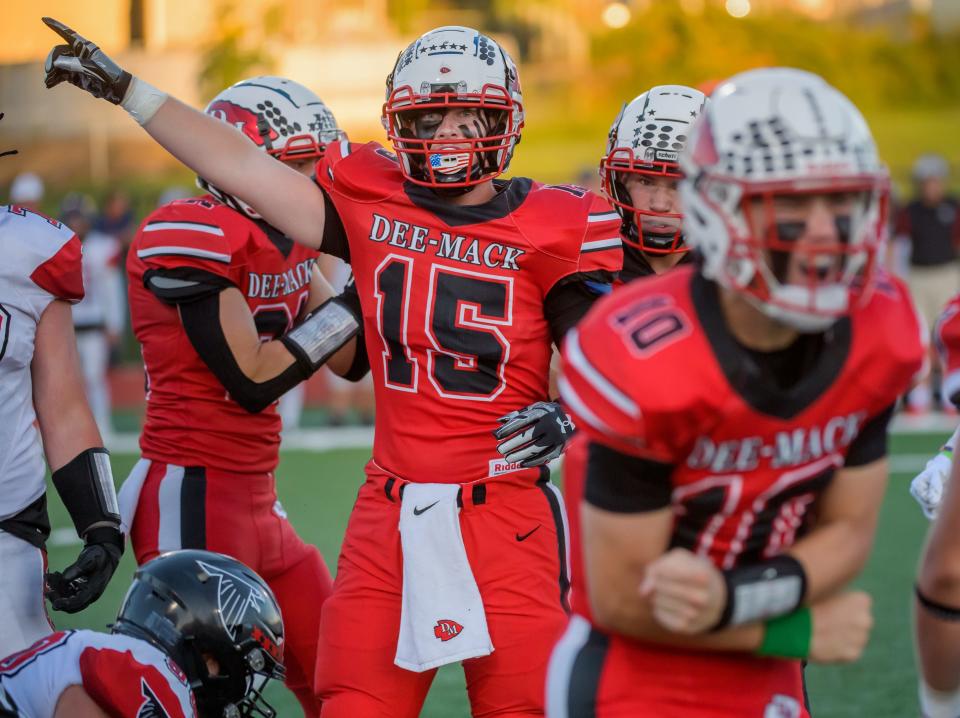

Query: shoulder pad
<box><xmin>0</xmin><ymin>206</ymin><xmax>84</xmax><ymax>302</ymax></box>
<box><xmin>134</xmin><ymin>197</ymin><xmax>246</xmax><ymax>273</ymax></box>
<box><xmin>315</xmin><ymin>141</ymin><xmax>403</xmax><ymax>203</ymax></box>
<box><xmin>560</xmin><ymin>268</ymin><xmax>713</xmax><ymax>460</ymax></box>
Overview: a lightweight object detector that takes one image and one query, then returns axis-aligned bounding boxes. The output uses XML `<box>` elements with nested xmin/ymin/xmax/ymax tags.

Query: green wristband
<box><xmin>757</xmin><ymin>607</ymin><xmax>812</xmax><ymax>659</ymax></box>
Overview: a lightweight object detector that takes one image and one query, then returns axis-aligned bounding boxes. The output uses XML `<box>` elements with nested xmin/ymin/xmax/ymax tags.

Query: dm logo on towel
<box><xmin>434</xmin><ymin>619</ymin><xmax>463</xmax><ymax>642</ymax></box>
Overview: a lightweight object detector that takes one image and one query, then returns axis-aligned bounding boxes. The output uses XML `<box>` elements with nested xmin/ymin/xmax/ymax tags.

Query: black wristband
<box><xmin>51</xmin><ymin>448</ymin><xmax>120</xmax><ymax>538</ymax></box>
<box><xmin>916</xmin><ymin>584</ymin><xmax>960</xmax><ymax>622</ymax></box>
<box><xmin>714</xmin><ymin>554</ymin><xmax>807</xmax><ymax>629</ymax></box>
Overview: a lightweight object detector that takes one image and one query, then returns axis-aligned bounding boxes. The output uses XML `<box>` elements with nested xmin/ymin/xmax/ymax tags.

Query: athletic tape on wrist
<box><xmin>716</xmin><ymin>555</ymin><xmax>807</xmax><ymax>629</ymax></box>
<box><xmin>920</xmin><ymin>681</ymin><xmax>960</xmax><ymax>718</ymax></box>
<box><xmin>756</xmin><ymin>607</ymin><xmax>811</xmax><ymax>659</ymax></box>
<box><xmin>121</xmin><ymin>77</ymin><xmax>168</xmax><ymax>125</ymax></box>
<box><xmin>281</xmin><ymin>297</ymin><xmax>359</xmax><ymax>373</ymax></box>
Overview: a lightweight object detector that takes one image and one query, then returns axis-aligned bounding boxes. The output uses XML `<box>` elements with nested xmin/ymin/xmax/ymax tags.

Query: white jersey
<box><xmin>72</xmin><ymin>230</ymin><xmax>124</xmax><ymax>333</ymax></box>
<box><xmin>0</xmin><ymin>630</ymin><xmax>196</xmax><ymax>717</ymax></box>
<box><xmin>0</xmin><ymin>206</ymin><xmax>83</xmax><ymax>521</ymax></box>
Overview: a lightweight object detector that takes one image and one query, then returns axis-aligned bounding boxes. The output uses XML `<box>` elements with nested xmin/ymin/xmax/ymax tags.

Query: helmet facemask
<box><xmin>601</xmin><ymin>146</ymin><xmax>687</xmax><ymax>255</ymax></box>
<box><xmin>386</xmin><ymin>85</ymin><xmax>519</xmax><ymax>193</ymax></box>
<box><xmin>698</xmin><ymin>173</ymin><xmax>887</xmax><ymax>331</ymax></box>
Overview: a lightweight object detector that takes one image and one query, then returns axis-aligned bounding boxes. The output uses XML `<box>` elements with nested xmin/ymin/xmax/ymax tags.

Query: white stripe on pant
<box><xmin>157</xmin><ymin>464</ymin><xmax>186</xmax><ymax>552</ymax></box>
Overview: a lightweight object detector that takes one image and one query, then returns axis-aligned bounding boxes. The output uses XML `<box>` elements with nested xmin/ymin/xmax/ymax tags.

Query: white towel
<box><xmin>395</xmin><ymin>483</ymin><xmax>494</xmax><ymax>672</ymax></box>
<box><xmin>117</xmin><ymin>458</ymin><xmax>151</xmax><ymax>535</ymax></box>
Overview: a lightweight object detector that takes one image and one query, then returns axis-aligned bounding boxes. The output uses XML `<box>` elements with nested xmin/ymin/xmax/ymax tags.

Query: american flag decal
<box><xmin>196</xmin><ymin>560</ymin><xmax>265</xmax><ymax>634</ymax></box>
<box><xmin>429</xmin><ymin>152</ymin><xmax>469</xmax><ymax>174</ymax></box>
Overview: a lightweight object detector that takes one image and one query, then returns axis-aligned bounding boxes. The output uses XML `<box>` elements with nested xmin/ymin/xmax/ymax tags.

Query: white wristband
<box><xmin>919</xmin><ymin>681</ymin><xmax>960</xmax><ymax>718</ymax></box>
<box><xmin>121</xmin><ymin>77</ymin><xmax>168</xmax><ymax>126</ymax></box>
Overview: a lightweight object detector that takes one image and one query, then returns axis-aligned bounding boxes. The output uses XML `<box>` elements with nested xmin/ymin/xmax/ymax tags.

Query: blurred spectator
<box><xmin>8</xmin><ymin>172</ymin><xmax>44</xmax><ymax>210</ymax></box>
<box><xmin>895</xmin><ymin>154</ymin><xmax>960</xmax><ymax>412</ymax></box>
<box><xmin>156</xmin><ymin>185</ymin><xmax>192</xmax><ymax>208</ymax></box>
<box><xmin>574</xmin><ymin>165</ymin><xmax>602</xmax><ymax>194</ymax></box>
<box><xmin>61</xmin><ymin>193</ymin><xmax>125</xmax><ymax>438</ymax></box>
<box><xmin>318</xmin><ymin>254</ymin><xmax>375</xmax><ymax>426</ymax></box>
<box><xmin>94</xmin><ymin>188</ymin><xmax>136</xmax><ymax>249</ymax></box>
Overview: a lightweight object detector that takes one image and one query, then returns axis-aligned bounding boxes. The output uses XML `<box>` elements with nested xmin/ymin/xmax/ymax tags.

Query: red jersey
<box><xmin>128</xmin><ymin>196</ymin><xmax>319</xmax><ymax>473</ymax></box>
<box><xmin>936</xmin><ymin>292</ymin><xmax>960</xmax><ymax>406</ymax></box>
<box><xmin>558</xmin><ymin>267</ymin><xmax>923</xmax><ymax>699</ymax></box>
<box><xmin>0</xmin><ymin>630</ymin><xmax>196</xmax><ymax>717</ymax></box>
<box><xmin>316</xmin><ymin>141</ymin><xmax>621</xmax><ymax>483</ymax></box>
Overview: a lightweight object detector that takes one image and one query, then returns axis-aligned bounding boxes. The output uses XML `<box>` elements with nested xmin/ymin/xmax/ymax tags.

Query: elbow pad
<box><xmin>52</xmin><ymin>448</ymin><xmax>121</xmax><ymax>538</ymax></box>
<box><xmin>281</xmin><ymin>296</ymin><xmax>361</xmax><ymax>375</ymax></box>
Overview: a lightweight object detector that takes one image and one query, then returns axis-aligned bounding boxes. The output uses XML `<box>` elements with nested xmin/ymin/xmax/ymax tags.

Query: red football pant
<box><xmin>315</xmin><ymin>462</ymin><xmax>570</xmax><ymax>718</ymax></box>
<box><xmin>547</xmin><ymin>616</ymin><xmax>810</xmax><ymax>718</ymax></box>
<box><xmin>127</xmin><ymin>459</ymin><xmax>333</xmax><ymax>718</ymax></box>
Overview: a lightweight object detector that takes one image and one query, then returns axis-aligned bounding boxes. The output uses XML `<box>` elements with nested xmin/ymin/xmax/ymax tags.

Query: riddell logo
<box><xmin>434</xmin><ymin>619</ymin><xmax>463</xmax><ymax>642</ymax></box>
<box><xmin>489</xmin><ymin>459</ymin><xmax>522</xmax><ymax>476</ymax></box>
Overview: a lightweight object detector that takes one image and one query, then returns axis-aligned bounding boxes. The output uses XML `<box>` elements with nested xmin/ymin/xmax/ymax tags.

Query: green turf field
<box><xmin>44</xmin><ymin>432</ymin><xmax>945</xmax><ymax>717</ymax></box>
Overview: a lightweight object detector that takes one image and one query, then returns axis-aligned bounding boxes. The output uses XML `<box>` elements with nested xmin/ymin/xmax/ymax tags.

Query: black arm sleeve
<box><xmin>585</xmin><ymin>441</ymin><xmax>675</xmax><ymax>513</ymax></box>
<box><xmin>315</xmin><ymin>182</ymin><xmax>350</xmax><ymax>262</ymax></box>
<box><xmin>844</xmin><ymin>402</ymin><xmax>895</xmax><ymax>467</ymax></box>
<box><xmin>543</xmin><ymin>272</ymin><xmax>614</xmax><ymax>346</ymax></box>
<box><xmin>178</xmin><ymin>292</ymin><xmax>311</xmax><ymax>414</ymax></box>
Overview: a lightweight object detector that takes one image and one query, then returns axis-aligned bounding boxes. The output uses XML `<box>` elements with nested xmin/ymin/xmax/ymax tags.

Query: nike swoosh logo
<box><xmin>413</xmin><ymin>501</ymin><xmax>439</xmax><ymax>516</ymax></box>
<box><xmin>515</xmin><ymin>525</ymin><xmax>541</xmax><ymax>542</ymax></box>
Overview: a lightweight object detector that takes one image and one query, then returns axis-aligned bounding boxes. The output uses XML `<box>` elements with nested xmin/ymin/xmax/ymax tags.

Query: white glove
<box><xmin>911</xmin><ymin>452</ymin><xmax>953</xmax><ymax>521</ymax></box>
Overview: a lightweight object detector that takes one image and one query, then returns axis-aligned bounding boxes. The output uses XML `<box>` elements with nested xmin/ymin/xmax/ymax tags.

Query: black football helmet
<box><xmin>111</xmin><ymin>550</ymin><xmax>285</xmax><ymax>718</ymax></box>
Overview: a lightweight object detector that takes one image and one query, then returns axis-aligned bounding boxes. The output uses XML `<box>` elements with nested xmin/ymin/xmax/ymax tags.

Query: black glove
<box><xmin>42</xmin><ymin>17</ymin><xmax>132</xmax><ymax>104</ymax></box>
<box><xmin>493</xmin><ymin>400</ymin><xmax>575</xmax><ymax>468</ymax></box>
<box><xmin>45</xmin><ymin>526</ymin><xmax>123</xmax><ymax>613</ymax></box>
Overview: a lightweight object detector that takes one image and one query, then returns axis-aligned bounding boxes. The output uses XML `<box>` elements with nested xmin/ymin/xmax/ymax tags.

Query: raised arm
<box><xmin>42</xmin><ymin>17</ymin><xmax>326</xmax><ymax>248</ymax></box>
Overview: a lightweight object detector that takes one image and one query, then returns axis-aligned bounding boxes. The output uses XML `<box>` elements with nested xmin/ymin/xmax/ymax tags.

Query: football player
<box><xmin>42</xmin><ymin>20</ymin><xmax>623</xmax><ymax>716</ymax></box>
<box><xmin>0</xmin><ymin>550</ymin><xmax>285</xmax><ymax>718</ymax></box>
<box><xmin>556</xmin><ymin>85</ymin><xmax>707</xmax><ymax>646</ymax></box>
<box><xmin>491</xmin><ymin>87</ymin><xmax>708</xmax><ymax>474</ymax></box>
<box><xmin>911</xmin><ymin>293</ymin><xmax>960</xmax><ymax>520</ymax></box>
<box><xmin>551</xmin><ymin>68</ymin><xmax>924</xmax><ymax>716</ymax></box>
<box><xmin>915</xmin><ymin>390</ymin><xmax>960</xmax><ymax>717</ymax></box>
<box><xmin>117</xmin><ymin>76</ymin><xmax>365</xmax><ymax>718</ymax></box>
<box><xmin>0</xmin><ymin>184</ymin><xmax>122</xmax><ymax>657</ymax></box>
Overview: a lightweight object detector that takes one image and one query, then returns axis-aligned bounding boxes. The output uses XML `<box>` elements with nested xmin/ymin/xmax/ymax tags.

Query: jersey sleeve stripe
<box><xmin>581</xmin><ymin>237</ymin><xmax>622</xmax><ymax>253</ymax></box>
<box><xmin>136</xmin><ymin>246</ymin><xmax>231</xmax><ymax>263</ymax></box>
<box><xmin>558</xmin><ymin>375</ymin><xmax>616</xmax><ymax>436</ymax></box>
<box><xmin>566</xmin><ymin>329</ymin><xmax>640</xmax><ymax>418</ymax></box>
<box><xmin>587</xmin><ymin>211</ymin><xmax>620</xmax><ymax>223</ymax></box>
<box><xmin>143</xmin><ymin>221</ymin><xmax>226</xmax><ymax>236</ymax></box>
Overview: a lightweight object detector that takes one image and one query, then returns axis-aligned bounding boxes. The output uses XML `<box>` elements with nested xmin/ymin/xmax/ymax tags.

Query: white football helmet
<box><xmin>199</xmin><ymin>76</ymin><xmax>346</xmax><ymax>218</ymax></box>
<box><xmin>680</xmin><ymin>68</ymin><xmax>889</xmax><ymax>331</ymax></box>
<box><xmin>382</xmin><ymin>26</ymin><xmax>524</xmax><ymax>190</ymax></box>
<box><xmin>600</xmin><ymin>85</ymin><xmax>707</xmax><ymax>254</ymax></box>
